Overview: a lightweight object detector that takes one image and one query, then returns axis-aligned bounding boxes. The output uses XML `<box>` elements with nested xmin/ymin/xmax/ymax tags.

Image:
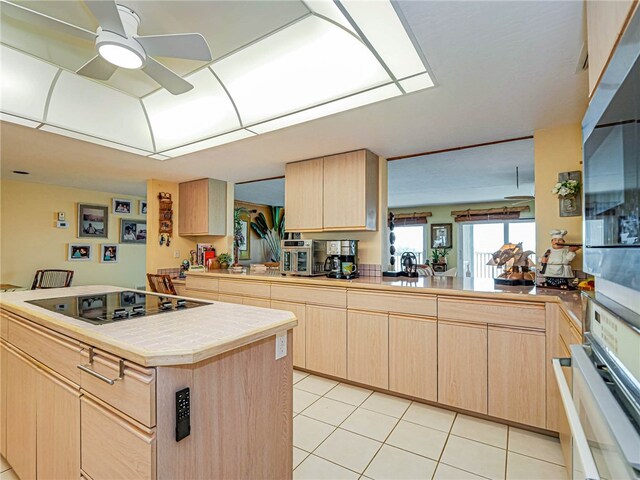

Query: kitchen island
<box><xmin>0</xmin><ymin>285</ymin><xmax>297</xmax><ymax>480</ymax></box>
<box><xmin>182</xmin><ymin>270</ymin><xmax>584</xmax><ymax>435</ymax></box>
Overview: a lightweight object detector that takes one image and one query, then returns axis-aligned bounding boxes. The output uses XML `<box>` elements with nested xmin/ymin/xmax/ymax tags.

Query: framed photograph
<box><xmin>68</xmin><ymin>243</ymin><xmax>92</xmax><ymax>261</ymax></box>
<box><xmin>139</xmin><ymin>200</ymin><xmax>147</xmax><ymax>215</ymax></box>
<box><xmin>120</xmin><ymin>219</ymin><xmax>147</xmax><ymax>244</ymax></box>
<box><xmin>101</xmin><ymin>244</ymin><xmax>119</xmax><ymax>263</ymax></box>
<box><xmin>112</xmin><ymin>198</ymin><xmax>132</xmax><ymax>215</ymax></box>
<box><xmin>239</xmin><ymin>219</ymin><xmax>250</xmax><ymax>260</ymax></box>
<box><xmin>78</xmin><ymin>204</ymin><xmax>108</xmax><ymax>238</ymax></box>
<box><xmin>431</xmin><ymin>223</ymin><xmax>452</xmax><ymax>249</ymax></box>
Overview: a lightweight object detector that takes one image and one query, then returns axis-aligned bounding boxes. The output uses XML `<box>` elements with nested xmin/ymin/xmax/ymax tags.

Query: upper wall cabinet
<box><xmin>285</xmin><ymin>150</ymin><xmax>379</xmax><ymax>232</ymax></box>
<box><xmin>587</xmin><ymin>0</ymin><xmax>638</xmax><ymax>96</ymax></box>
<box><xmin>179</xmin><ymin>178</ymin><xmax>227</xmax><ymax>236</ymax></box>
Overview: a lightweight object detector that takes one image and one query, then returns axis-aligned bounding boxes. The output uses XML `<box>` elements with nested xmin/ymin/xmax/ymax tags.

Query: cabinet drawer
<box><xmin>81</xmin><ymin>396</ymin><xmax>155</xmax><ymax>480</ymax></box>
<box><xmin>438</xmin><ymin>297</ymin><xmax>545</xmax><ymax>330</ymax></box>
<box><xmin>219</xmin><ymin>279</ymin><xmax>270</xmax><ymax>298</ymax></box>
<box><xmin>185</xmin><ymin>275</ymin><xmax>219</xmax><ymax>292</ymax></box>
<box><xmin>218</xmin><ymin>294</ymin><xmax>244</xmax><ymax>305</ymax></box>
<box><xmin>79</xmin><ymin>348</ymin><xmax>156</xmax><ymax>428</ymax></box>
<box><xmin>185</xmin><ymin>290</ymin><xmax>218</xmax><ymax>302</ymax></box>
<box><xmin>348</xmin><ymin>290</ymin><xmax>436</xmax><ymax>317</ymax></box>
<box><xmin>559</xmin><ymin>310</ymin><xmax>581</xmax><ymax>347</ymax></box>
<box><xmin>6</xmin><ymin>312</ymin><xmax>83</xmax><ymax>384</ymax></box>
<box><xmin>271</xmin><ymin>284</ymin><xmax>346</xmax><ymax>307</ymax></box>
<box><xmin>243</xmin><ymin>297</ymin><xmax>271</xmax><ymax>308</ymax></box>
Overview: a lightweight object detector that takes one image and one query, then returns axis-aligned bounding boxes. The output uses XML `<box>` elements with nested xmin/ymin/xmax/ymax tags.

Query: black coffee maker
<box><xmin>324</xmin><ymin>240</ymin><xmax>359</xmax><ymax>279</ymax></box>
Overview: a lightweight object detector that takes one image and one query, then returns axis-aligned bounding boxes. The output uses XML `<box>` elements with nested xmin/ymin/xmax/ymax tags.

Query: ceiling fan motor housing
<box><xmin>95</xmin><ymin>5</ymin><xmax>146</xmax><ymax>69</ymax></box>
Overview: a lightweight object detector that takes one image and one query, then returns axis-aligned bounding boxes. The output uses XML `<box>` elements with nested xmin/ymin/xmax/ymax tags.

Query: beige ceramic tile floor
<box><xmin>0</xmin><ymin>370</ymin><xmax>567</xmax><ymax>480</ymax></box>
<box><xmin>293</xmin><ymin>370</ymin><xmax>568</xmax><ymax>480</ymax></box>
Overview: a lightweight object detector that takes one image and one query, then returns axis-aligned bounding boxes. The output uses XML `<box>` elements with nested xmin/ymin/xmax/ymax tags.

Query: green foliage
<box><xmin>250</xmin><ymin>206</ymin><xmax>285</xmax><ymax>262</ymax></box>
<box><xmin>217</xmin><ymin>252</ymin><xmax>232</xmax><ymax>265</ymax></box>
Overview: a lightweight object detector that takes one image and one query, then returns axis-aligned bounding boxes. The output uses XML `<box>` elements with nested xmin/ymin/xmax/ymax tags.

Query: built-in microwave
<box><xmin>583</xmin><ymin>8</ymin><xmax>640</xmax><ymax>292</ymax></box>
<box><xmin>280</xmin><ymin>240</ymin><xmax>327</xmax><ymax>276</ymax></box>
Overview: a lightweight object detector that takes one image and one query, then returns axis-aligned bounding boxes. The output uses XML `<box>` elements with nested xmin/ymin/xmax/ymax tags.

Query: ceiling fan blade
<box><xmin>142</xmin><ymin>57</ymin><xmax>193</xmax><ymax>95</ymax></box>
<box><xmin>83</xmin><ymin>0</ymin><xmax>126</xmax><ymax>37</ymax></box>
<box><xmin>136</xmin><ymin>33</ymin><xmax>212</xmax><ymax>62</ymax></box>
<box><xmin>1</xmin><ymin>1</ymin><xmax>96</xmax><ymax>41</ymax></box>
<box><xmin>76</xmin><ymin>55</ymin><xmax>118</xmax><ymax>81</ymax></box>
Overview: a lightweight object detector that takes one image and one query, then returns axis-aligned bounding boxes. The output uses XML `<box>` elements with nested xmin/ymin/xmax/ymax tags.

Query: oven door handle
<box><xmin>552</xmin><ymin>357</ymin><xmax>601</xmax><ymax>480</ymax></box>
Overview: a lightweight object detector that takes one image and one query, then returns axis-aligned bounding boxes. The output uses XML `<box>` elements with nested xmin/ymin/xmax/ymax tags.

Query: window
<box><xmin>394</xmin><ymin>225</ymin><xmax>426</xmax><ymax>264</ymax></box>
<box><xmin>460</xmin><ymin>220</ymin><xmax>536</xmax><ymax>278</ymax></box>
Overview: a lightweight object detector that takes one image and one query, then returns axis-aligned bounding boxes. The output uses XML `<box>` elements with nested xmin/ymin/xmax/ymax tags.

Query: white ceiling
<box><xmin>388</xmin><ymin>139</ymin><xmax>535</xmax><ymax>208</ymax></box>
<box><xmin>0</xmin><ymin>0</ymin><xmax>588</xmax><ymax>196</ymax></box>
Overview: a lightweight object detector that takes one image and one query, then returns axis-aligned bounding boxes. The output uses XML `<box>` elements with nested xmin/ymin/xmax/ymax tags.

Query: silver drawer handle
<box><xmin>77</xmin><ymin>347</ymin><xmax>124</xmax><ymax>386</ymax></box>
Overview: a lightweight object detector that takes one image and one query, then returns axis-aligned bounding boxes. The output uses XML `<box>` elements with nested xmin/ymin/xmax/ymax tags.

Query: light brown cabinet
<box><xmin>389</xmin><ymin>315</ymin><xmax>437</xmax><ymax>402</ymax></box>
<box><xmin>285</xmin><ymin>157</ymin><xmax>324</xmax><ymax>231</ymax></box>
<box><xmin>178</xmin><ymin>178</ymin><xmax>227</xmax><ymax>236</ymax></box>
<box><xmin>305</xmin><ymin>305</ymin><xmax>347</xmax><ymax>377</ymax></box>
<box><xmin>488</xmin><ymin>326</ymin><xmax>546</xmax><ymax>427</ymax></box>
<box><xmin>347</xmin><ymin>310</ymin><xmax>388</xmax><ymax>389</ymax></box>
<box><xmin>285</xmin><ymin>150</ymin><xmax>379</xmax><ymax>232</ymax></box>
<box><xmin>0</xmin><ymin>342</ymin><xmax>7</xmax><ymax>457</ymax></box>
<box><xmin>6</xmin><ymin>345</ymin><xmax>38</xmax><ymax>480</ymax></box>
<box><xmin>438</xmin><ymin>320</ymin><xmax>488</xmax><ymax>414</ymax></box>
<box><xmin>323</xmin><ymin>150</ymin><xmax>378</xmax><ymax>231</ymax></box>
<box><xmin>271</xmin><ymin>300</ymin><xmax>306</xmax><ymax>368</ymax></box>
<box><xmin>587</xmin><ymin>0</ymin><xmax>637</xmax><ymax>95</ymax></box>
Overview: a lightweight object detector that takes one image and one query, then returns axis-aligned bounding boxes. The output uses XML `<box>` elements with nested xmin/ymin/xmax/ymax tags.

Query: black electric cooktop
<box><xmin>27</xmin><ymin>290</ymin><xmax>208</xmax><ymax>325</ymax></box>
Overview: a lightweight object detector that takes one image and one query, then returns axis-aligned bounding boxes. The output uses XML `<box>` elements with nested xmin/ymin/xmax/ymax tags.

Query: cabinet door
<box><xmin>271</xmin><ymin>300</ymin><xmax>306</xmax><ymax>368</ymax></box>
<box><xmin>0</xmin><ymin>342</ymin><xmax>7</xmax><ymax>457</ymax></box>
<box><xmin>323</xmin><ymin>150</ymin><xmax>378</xmax><ymax>231</ymax></box>
<box><xmin>347</xmin><ymin>311</ymin><xmax>388</xmax><ymax>389</ymax></box>
<box><xmin>285</xmin><ymin>158</ymin><xmax>324</xmax><ymax>231</ymax></box>
<box><xmin>488</xmin><ymin>326</ymin><xmax>546</xmax><ymax>427</ymax></box>
<box><xmin>306</xmin><ymin>305</ymin><xmax>346</xmax><ymax>377</ymax></box>
<box><xmin>389</xmin><ymin>315</ymin><xmax>437</xmax><ymax>402</ymax></box>
<box><xmin>438</xmin><ymin>321</ymin><xmax>487</xmax><ymax>414</ymax></box>
<box><xmin>37</xmin><ymin>368</ymin><xmax>81</xmax><ymax>480</ymax></box>
<box><xmin>179</xmin><ymin>178</ymin><xmax>209</xmax><ymax>235</ymax></box>
<box><xmin>6</xmin><ymin>346</ymin><xmax>37</xmax><ymax>480</ymax></box>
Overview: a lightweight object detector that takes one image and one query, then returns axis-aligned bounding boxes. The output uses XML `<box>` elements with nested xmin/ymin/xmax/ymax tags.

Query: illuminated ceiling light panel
<box><xmin>400</xmin><ymin>73</ymin><xmax>435</xmax><ymax>93</ymax></box>
<box><xmin>143</xmin><ymin>68</ymin><xmax>241</xmax><ymax>152</ymax></box>
<box><xmin>250</xmin><ymin>83</ymin><xmax>401</xmax><ymax>134</ymax></box>
<box><xmin>214</xmin><ymin>15</ymin><xmax>390</xmax><ymax>125</ymax></box>
<box><xmin>305</xmin><ymin>0</ymin><xmax>357</xmax><ymax>35</ymax></box>
<box><xmin>47</xmin><ymin>71</ymin><xmax>154</xmax><ymax>151</ymax></box>
<box><xmin>40</xmin><ymin>125</ymin><xmax>154</xmax><ymax>156</ymax></box>
<box><xmin>0</xmin><ymin>45</ymin><xmax>58</xmax><ymax>121</ymax></box>
<box><xmin>148</xmin><ymin>153</ymin><xmax>171</xmax><ymax>160</ymax></box>
<box><xmin>0</xmin><ymin>112</ymin><xmax>41</xmax><ymax>128</ymax></box>
<box><xmin>338</xmin><ymin>0</ymin><xmax>426</xmax><ymax>80</ymax></box>
<box><xmin>161</xmin><ymin>129</ymin><xmax>256</xmax><ymax>157</ymax></box>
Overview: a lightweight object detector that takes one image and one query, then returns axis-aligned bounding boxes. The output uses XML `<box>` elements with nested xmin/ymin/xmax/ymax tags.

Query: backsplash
<box><xmin>359</xmin><ymin>264</ymin><xmax>382</xmax><ymax>277</ymax></box>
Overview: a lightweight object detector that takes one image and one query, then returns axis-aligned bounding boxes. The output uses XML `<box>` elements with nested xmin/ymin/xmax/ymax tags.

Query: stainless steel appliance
<box><xmin>325</xmin><ymin>240</ymin><xmax>359</xmax><ymax>279</ymax></box>
<box><xmin>583</xmin><ymin>8</ymin><xmax>640</xmax><ymax>292</ymax></box>
<box><xmin>553</xmin><ymin>294</ymin><xmax>640</xmax><ymax>479</ymax></box>
<box><xmin>26</xmin><ymin>290</ymin><xmax>208</xmax><ymax>325</ymax></box>
<box><xmin>280</xmin><ymin>239</ymin><xmax>327</xmax><ymax>276</ymax></box>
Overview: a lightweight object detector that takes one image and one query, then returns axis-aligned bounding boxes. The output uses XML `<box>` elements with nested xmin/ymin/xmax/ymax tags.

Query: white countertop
<box><xmin>0</xmin><ymin>285</ymin><xmax>297</xmax><ymax>366</ymax></box>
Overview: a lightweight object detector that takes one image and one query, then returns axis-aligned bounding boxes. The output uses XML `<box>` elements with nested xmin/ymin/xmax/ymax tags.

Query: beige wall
<box><xmin>302</xmin><ymin>156</ymin><xmax>388</xmax><ymax>265</ymax></box>
<box><xmin>1</xmin><ymin>179</ymin><xmax>145</xmax><ymax>289</ymax></box>
<box><xmin>533</xmin><ymin>124</ymin><xmax>583</xmax><ymax>267</ymax></box>
<box><xmin>391</xmin><ymin>199</ymin><xmax>535</xmax><ymax>270</ymax></box>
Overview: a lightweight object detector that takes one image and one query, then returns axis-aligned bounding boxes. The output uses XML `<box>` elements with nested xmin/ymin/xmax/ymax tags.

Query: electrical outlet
<box><xmin>57</xmin><ymin>212</ymin><xmax>65</xmax><ymax>221</ymax></box>
<box><xmin>174</xmin><ymin>250</ymin><xmax>180</xmax><ymax>258</ymax></box>
<box><xmin>275</xmin><ymin>332</ymin><xmax>287</xmax><ymax>360</ymax></box>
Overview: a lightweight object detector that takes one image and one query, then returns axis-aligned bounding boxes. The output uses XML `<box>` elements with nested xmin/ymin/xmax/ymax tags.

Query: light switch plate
<box><xmin>56</xmin><ymin>220</ymin><xmax>68</xmax><ymax>229</ymax></box>
<box><xmin>275</xmin><ymin>332</ymin><xmax>287</xmax><ymax>360</ymax></box>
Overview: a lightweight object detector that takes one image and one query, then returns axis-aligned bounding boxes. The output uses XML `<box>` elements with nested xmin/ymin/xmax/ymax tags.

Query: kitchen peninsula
<box><xmin>0</xmin><ymin>286</ymin><xmax>296</xmax><ymax>480</ymax></box>
<box><xmin>183</xmin><ymin>270</ymin><xmax>583</xmax><ymax>438</ymax></box>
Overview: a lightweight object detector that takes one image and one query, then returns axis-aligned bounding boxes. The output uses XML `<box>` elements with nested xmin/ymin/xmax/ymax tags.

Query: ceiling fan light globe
<box><xmin>98</xmin><ymin>43</ymin><xmax>144</xmax><ymax>69</ymax></box>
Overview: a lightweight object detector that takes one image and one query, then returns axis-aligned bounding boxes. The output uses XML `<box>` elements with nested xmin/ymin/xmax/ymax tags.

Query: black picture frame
<box><xmin>431</xmin><ymin>223</ymin><xmax>452</xmax><ymax>249</ymax></box>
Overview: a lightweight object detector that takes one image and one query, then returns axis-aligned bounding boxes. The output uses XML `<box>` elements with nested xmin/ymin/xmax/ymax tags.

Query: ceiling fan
<box><xmin>2</xmin><ymin>0</ymin><xmax>212</xmax><ymax>95</ymax></box>
<box><xmin>504</xmin><ymin>166</ymin><xmax>535</xmax><ymax>205</ymax></box>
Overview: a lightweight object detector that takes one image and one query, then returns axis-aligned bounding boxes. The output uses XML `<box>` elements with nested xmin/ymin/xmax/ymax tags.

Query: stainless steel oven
<box><xmin>280</xmin><ymin>240</ymin><xmax>327</xmax><ymax>276</ymax></box>
<box><xmin>553</xmin><ymin>295</ymin><xmax>640</xmax><ymax>479</ymax></box>
<box><xmin>583</xmin><ymin>8</ymin><xmax>640</xmax><ymax>292</ymax></box>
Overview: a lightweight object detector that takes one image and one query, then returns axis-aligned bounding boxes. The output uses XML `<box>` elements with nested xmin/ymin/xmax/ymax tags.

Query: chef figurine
<box><xmin>540</xmin><ymin>229</ymin><xmax>580</xmax><ymax>288</ymax></box>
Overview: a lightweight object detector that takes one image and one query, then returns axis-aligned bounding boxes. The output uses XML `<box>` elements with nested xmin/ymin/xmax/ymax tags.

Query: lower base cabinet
<box><xmin>389</xmin><ymin>315</ymin><xmax>437</xmax><ymax>402</ymax></box>
<box><xmin>81</xmin><ymin>395</ymin><xmax>156</xmax><ymax>480</ymax></box>
<box><xmin>438</xmin><ymin>321</ymin><xmax>488</xmax><ymax>414</ymax></box>
<box><xmin>271</xmin><ymin>300</ymin><xmax>306</xmax><ymax>368</ymax></box>
<box><xmin>347</xmin><ymin>310</ymin><xmax>388</xmax><ymax>389</ymax></box>
<box><xmin>488</xmin><ymin>326</ymin><xmax>546</xmax><ymax>427</ymax></box>
<box><xmin>306</xmin><ymin>305</ymin><xmax>347</xmax><ymax>377</ymax></box>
